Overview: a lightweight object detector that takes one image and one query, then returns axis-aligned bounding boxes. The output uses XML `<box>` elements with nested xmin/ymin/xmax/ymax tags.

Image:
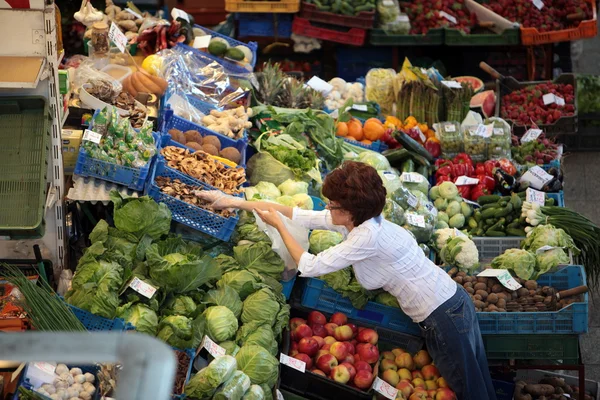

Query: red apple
<box><xmin>344</xmin><ymin>341</ymin><xmax>355</xmax><ymax>355</ymax></box>
<box><xmin>422</xmin><ymin>365</ymin><xmax>440</xmax><ymax>381</ymax></box>
<box><xmin>311</xmin><ymin>369</ymin><xmax>326</xmax><ymax>377</ymax></box>
<box><xmin>357</xmin><ymin>343</ymin><xmax>379</xmax><ymax>364</ymax></box>
<box><xmin>291</xmin><ymin>341</ymin><xmax>298</xmax><ymax>351</ymax></box>
<box><xmin>412</xmin><ymin>378</ymin><xmax>426</xmax><ymax>389</ymax></box>
<box><xmin>290</xmin><ymin>317</ymin><xmax>306</xmax><ymax>331</ymax></box>
<box><xmin>323</xmin><ymin>336</ymin><xmax>336</xmax><ymax>345</ymax></box>
<box><xmin>315</xmin><ymin>353</ymin><xmax>338</xmax><ymax>374</ymax></box>
<box><xmin>382</xmin><ymin>369</ymin><xmax>400</xmax><ymax>386</ymax></box>
<box><xmin>380</xmin><ymin>359</ymin><xmax>398</xmax><ymax>372</ymax></box>
<box><xmin>396</xmin><ymin>380</ymin><xmax>414</xmax><ymax>398</ymax></box>
<box><xmin>435</xmin><ymin>387</ymin><xmax>457</xmax><ymax>400</ymax></box>
<box><xmin>409</xmin><ymin>392</ymin><xmax>428</xmax><ymax>400</ymax></box>
<box><xmin>289</xmin><ymin>349</ymin><xmax>298</xmax><ymax>357</ymax></box>
<box><xmin>350</xmin><ymin>339</ymin><xmax>358</xmax><ymax>346</ymax></box>
<box><xmin>392</xmin><ymin>348</ymin><xmax>406</xmax><ymax>357</ymax></box>
<box><xmin>382</xmin><ymin>351</ymin><xmax>395</xmax><ymax>360</ymax></box>
<box><xmin>342</xmin><ymin>354</ymin><xmax>355</xmax><ymax>364</ymax></box>
<box><xmin>357</xmin><ymin>326</ymin><xmax>366</xmax><ymax>333</ymax></box>
<box><xmin>329</xmin><ymin>341</ymin><xmax>349</xmax><ymax>361</ymax></box>
<box><xmin>398</xmin><ymin>368</ymin><xmax>412</xmax><ymax>381</ymax></box>
<box><xmin>334</xmin><ymin>325</ymin><xmax>353</xmax><ymax>341</ymax></box>
<box><xmin>412</xmin><ymin>371</ymin><xmax>424</xmax><ymax>380</ymax></box>
<box><xmin>311</xmin><ymin>323</ymin><xmax>327</xmax><ymax>338</ymax></box>
<box><xmin>315</xmin><ymin>349</ymin><xmax>329</xmax><ymax>361</ymax></box>
<box><xmin>294</xmin><ymin>353</ymin><xmax>313</xmax><ymax>370</ymax></box>
<box><xmin>330</xmin><ymin>312</ymin><xmax>348</xmax><ymax>326</ymax></box>
<box><xmin>340</xmin><ymin>362</ymin><xmax>357</xmax><ymax>381</ymax></box>
<box><xmin>353</xmin><ymin>353</ymin><xmax>361</xmax><ymax>362</ymax></box>
<box><xmin>437</xmin><ymin>377</ymin><xmax>449</xmax><ymax>388</ymax></box>
<box><xmin>395</xmin><ymin>352</ymin><xmax>415</xmax><ymax>371</ymax></box>
<box><xmin>312</xmin><ymin>336</ymin><xmax>325</xmax><ymax>349</ymax></box>
<box><xmin>356</xmin><ymin>328</ymin><xmax>378</xmax><ymax>345</ymax></box>
<box><xmin>330</xmin><ymin>364</ymin><xmax>350</xmax><ymax>384</ymax></box>
<box><xmin>308</xmin><ymin>311</ymin><xmax>327</xmax><ymax>326</ymax></box>
<box><xmin>346</xmin><ymin>323</ymin><xmax>358</xmax><ymax>336</ymax></box>
<box><xmin>428</xmin><ymin>389</ymin><xmax>438</xmax><ymax>398</ymax></box>
<box><xmin>322</xmin><ymin>343</ymin><xmax>331</xmax><ymax>351</ymax></box>
<box><xmin>324</xmin><ymin>323</ymin><xmax>338</xmax><ymax>337</ymax></box>
<box><xmin>413</xmin><ymin>350</ymin><xmax>432</xmax><ymax>369</ymax></box>
<box><xmin>354</xmin><ymin>360</ymin><xmax>371</xmax><ymax>373</ymax></box>
<box><xmin>425</xmin><ymin>380</ymin><xmax>438</xmax><ymax>390</ymax></box>
<box><xmin>298</xmin><ymin>337</ymin><xmax>319</xmax><ymax>357</ymax></box>
<box><xmin>353</xmin><ymin>370</ymin><xmax>374</xmax><ymax>389</ymax></box>
<box><xmin>293</xmin><ymin>324</ymin><xmax>313</xmax><ymax>341</ymax></box>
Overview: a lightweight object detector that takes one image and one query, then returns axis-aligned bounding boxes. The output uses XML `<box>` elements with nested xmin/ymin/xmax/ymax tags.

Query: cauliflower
<box><xmin>431</xmin><ymin>228</ymin><xmax>456</xmax><ymax>251</ymax></box>
<box><xmin>440</xmin><ymin>236</ymin><xmax>479</xmax><ymax>272</ymax></box>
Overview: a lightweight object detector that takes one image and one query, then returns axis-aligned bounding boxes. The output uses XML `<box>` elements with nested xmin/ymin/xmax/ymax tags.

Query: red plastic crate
<box><xmin>298</xmin><ymin>2</ymin><xmax>375</xmax><ymax>29</ymax></box>
<box><xmin>291</xmin><ymin>16</ymin><xmax>366</xmax><ymax>46</ymax></box>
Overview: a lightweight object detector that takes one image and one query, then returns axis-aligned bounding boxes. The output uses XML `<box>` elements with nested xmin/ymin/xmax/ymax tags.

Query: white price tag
<box><xmin>171</xmin><ymin>7</ymin><xmax>189</xmax><ymax>22</ymax></box>
<box><xmin>536</xmin><ymin>245</ymin><xmax>561</xmax><ymax>254</ymax></box>
<box><xmin>83</xmin><ymin>129</ymin><xmax>102</xmax><ymax>144</ymax></box>
<box><xmin>521</xmin><ymin>129</ymin><xmax>543</xmax><ymax>143</ymax></box>
<box><xmin>439</xmin><ymin>10</ymin><xmax>457</xmax><ymax>24</ymax></box>
<box><xmin>543</xmin><ymin>93</ymin><xmax>564</xmax><ymax>106</ymax></box>
<box><xmin>414</xmin><ymin>126</ymin><xmax>427</xmax><ymax>143</ymax></box>
<box><xmin>372</xmin><ymin>377</ymin><xmax>398</xmax><ymax>400</ymax></box>
<box><xmin>33</xmin><ymin>362</ymin><xmax>56</xmax><ymax>375</ymax></box>
<box><xmin>526</xmin><ymin>187</ymin><xmax>546</xmax><ymax>206</ymax></box>
<box><xmin>425</xmin><ymin>202</ymin><xmax>438</xmax><ymax>216</ymax></box>
<box><xmin>406</xmin><ymin>212</ymin><xmax>426</xmax><ymax>228</ymax></box>
<box><xmin>200</xmin><ymin>335</ymin><xmax>226</xmax><ymax>358</ymax></box>
<box><xmin>401</xmin><ymin>172</ymin><xmax>424</xmax><ymax>183</ymax></box>
<box><xmin>280</xmin><ymin>353</ymin><xmax>306</xmax><ymax>373</ymax></box>
<box><xmin>129</xmin><ymin>277</ymin><xmax>157</xmax><ymax>299</ymax></box>
<box><xmin>555</xmin><ymin>95</ymin><xmax>565</xmax><ymax>106</ymax></box>
<box><xmin>276</xmin><ymin>390</ymin><xmax>285</xmax><ymax>400</ymax></box>
<box><xmin>455</xmin><ymin>176</ymin><xmax>479</xmax><ymax>185</ymax></box>
<box><xmin>454</xmin><ymin>228</ymin><xmax>467</xmax><ymax>237</ymax></box>
<box><xmin>441</xmin><ymin>80</ymin><xmax>462</xmax><ymax>89</ymax></box>
<box><xmin>330</xmin><ymin>109</ymin><xmax>339</xmax><ymax>119</ymax></box>
<box><xmin>351</xmin><ymin>104</ymin><xmax>368</xmax><ymax>112</ymax></box>
<box><xmin>445</xmin><ymin>124</ymin><xmax>457</xmax><ymax>132</ymax></box>
<box><xmin>462</xmin><ymin>198</ymin><xmax>480</xmax><ymax>207</ymax></box>
<box><xmin>193</xmin><ymin>35</ymin><xmax>212</xmax><ymax>49</ymax></box>
<box><xmin>382</xmin><ymin>0</ymin><xmax>394</xmax><ymax>5</ymax></box>
<box><xmin>532</xmin><ymin>0</ymin><xmax>544</xmax><ymax>9</ymax></box>
<box><xmin>493</xmin><ymin>128</ymin><xmax>504</xmax><ymax>136</ymax></box>
<box><xmin>382</xmin><ymin>171</ymin><xmax>397</xmax><ymax>181</ymax></box>
<box><xmin>306</xmin><ymin>76</ymin><xmax>334</xmax><ymax>95</ymax></box>
<box><xmin>397</xmin><ymin>14</ymin><xmax>410</xmax><ymax>22</ymax></box>
<box><xmin>469</xmin><ymin>124</ymin><xmax>488</xmax><ymax>138</ymax></box>
<box><xmin>477</xmin><ymin>269</ymin><xmax>522</xmax><ymax>291</ymax></box>
<box><xmin>125</xmin><ymin>8</ymin><xmax>143</xmax><ymax>19</ymax></box>
<box><xmin>520</xmin><ymin>166</ymin><xmax>553</xmax><ymax>190</ymax></box>
<box><xmin>407</xmin><ymin>193</ymin><xmax>419</xmax><ymax>208</ymax></box>
<box><xmin>109</xmin><ymin>22</ymin><xmax>128</xmax><ymax>53</ymax></box>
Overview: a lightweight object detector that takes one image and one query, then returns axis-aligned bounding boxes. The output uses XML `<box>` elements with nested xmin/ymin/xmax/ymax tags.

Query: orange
<box><xmin>347</xmin><ymin>119</ymin><xmax>364</xmax><ymax>141</ymax></box>
<box><xmin>336</xmin><ymin>121</ymin><xmax>348</xmax><ymax>137</ymax></box>
<box><xmin>361</xmin><ymin>139</ymin><xmax>372</xmax><ymax>145</ymax></box>
<box><xmin>363</xmin><ymin>119</ymin><xmax>385</xmax><ymax>141</ymax></box>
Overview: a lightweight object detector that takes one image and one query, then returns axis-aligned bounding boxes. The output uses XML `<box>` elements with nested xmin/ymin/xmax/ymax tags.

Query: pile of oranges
<box><xmin>335</xmin><ymin>118</ymin><xmax>385</xmax><ymax>145</ymax></box>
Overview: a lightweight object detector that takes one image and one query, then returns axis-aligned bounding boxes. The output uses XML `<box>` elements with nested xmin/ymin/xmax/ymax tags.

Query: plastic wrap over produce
<box><xmin>159</xmin><ymin>44</ymin><xmax>253</xmax><ymax>108</ymax></box>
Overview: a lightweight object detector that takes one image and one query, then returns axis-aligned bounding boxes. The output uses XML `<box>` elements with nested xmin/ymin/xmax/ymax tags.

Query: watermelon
<box><xmin>454</xmin><ymin>76</ymin><xmax>484</xmax><ymax>93</ymax></box>
<box><xmin>470</xmin><ymin>90</ymin><xmax>496</xmax><ymax>118</ymax></box>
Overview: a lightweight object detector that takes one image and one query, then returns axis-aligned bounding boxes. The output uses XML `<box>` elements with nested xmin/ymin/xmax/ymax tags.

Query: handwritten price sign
<box><xmin>280</xmin><ymin>353</ymin><xmax>306</xmax><ymax>373</ymax></box>
<box><xmin>201</xmin><ymin>336</ymin><xmax>226</xmax><ymax>358</ymax></box>
<box><xmin>129</xmin><ymin>277</ymin><xmax>157</xmax><ymax>299</ymax></box>
<box><xmin>372</xmin><ymin>377</ymin><xmax>398</xmax><ymax>400</ymax></box>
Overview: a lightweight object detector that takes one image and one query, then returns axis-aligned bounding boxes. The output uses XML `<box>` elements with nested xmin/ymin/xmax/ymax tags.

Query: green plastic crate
<box><xmin>370</xmin><ymin>28</ymin><xmax>445</xmax><ymax>46</ymax></box>
<box><xmin>445</xmin><ymin>27</ymin><xmax>520</xmax><ymax>45</ymax></box>
<box><xmin>483</xmin><ymin>335</ymin><xmax>579</xmax><ymax>363</ymax></box>
<box><xmin>0</xmin><ymin>97</ymin><xmax>50</xmax><ymax>238</ymax></box>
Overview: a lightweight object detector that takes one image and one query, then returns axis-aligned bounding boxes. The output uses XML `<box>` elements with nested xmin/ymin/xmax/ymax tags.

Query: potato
<box><xmin>474</xmin><ymin>294</ymin><xmax>483</xmax><ymax>301</ymax></box>
<box><xmin>517</xmin><ymin>288</ymin><xmax>530</xmax><ymax>297</ymax></box>
<box><xmin>463</xmin><ymin>282</ymin><xmax>473</xmax><ymax>289</ymax></box>
<box><xmin>474</xmin><ymin>282</ymin><xmax>487</xmax><ymax>291</ymax></box>
<box><xmin>453</xmin><ymin>276</ymin><xmax>464</xmax><ymax>284</ymax></box>
<box><xmin>477</xmin><ymin>277</ymin><xmax>488</xmax><ymax>284</ymax></box>
<box><xmin>466</xmin><ymin>287</ymin><xmax>475</xmax><ymax>295</ymax></box>
<box><xmin>487</xmin><ymin>293</ymin><xmax>499</xmax><ymax>304</ymax></box>
<box><xmin>475</xmin><ymin>290</ymin><xmax>489</xmax><ymax>300</ymax></box>
<box><xmin>491</xmin><ymin>284</ymin><xmax>504</xmax><ymax>293</ymax></box>
<box><xmin>497</xmin><ymin>298</ymin><xmax>506</xmax><ymax>309</ymax></box>
<box><xmin>525</xmin><ymin>384</ymin><xmax>555</xmax><ymax>397</ymax></box>
<box><xmin>524</xmin><ymin>280</ymin><xmax>538</xmax><ymax>290</ymax></box>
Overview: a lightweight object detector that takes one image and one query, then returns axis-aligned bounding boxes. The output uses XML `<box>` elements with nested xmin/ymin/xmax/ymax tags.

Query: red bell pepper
<box><xmin>498</xmin><ymin>158</ymin><xmax>517</xmax><ymax>176</ymax></box>
<box><xmin>456</xmin><ymin>184</ymin><xmax>472</xmax><ymax>199</ymax></box>
<box><xmin>436</xmin><ymin>175</ymin><xmax>452</xmax><ymax>185</ymax></box>
<box><xmin>451</xmin><ymin>163</ymin><xmax>467</xmax><ymax>177</ymax></box>
<box><xmin>477</xmin><ymin>174</ymin><xmax>496</xmax><ymax>192</ymax></box>
<box><xmin>471</xmin><ymin>184</ymin><xmax>489</xmax><ymax>201</ymax></box>
<box><xmin>453</xmin><ymin>153</ymin><xmax>473</xmax><ymax>165</ymax></box>
<box><xmin>424</xmin><ymin>138</ymin><xmax>441</xmax><ymax>158</ymax></box>
<box><xmin>435</xmin><ymin>158</ymin><xmax>452</xmax><ymax>168</ymax></box>
<box><xmin>436</xmin><ymin>164</ymin><xmax>453</xmax><ymax>177</ymax></box>
<box><xmin>475</xmin><ymin>162</ymin><xmax>486</xmax><ymax>176</ymax></box>
<box><xmin>484</xmin><ymin>160</ymin><xmax>498</xmax><ymax>176</ymax></box>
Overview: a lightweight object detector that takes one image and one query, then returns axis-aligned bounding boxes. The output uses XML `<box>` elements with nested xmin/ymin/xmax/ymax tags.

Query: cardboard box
<box><xmin>62</xmin><ymin>129</ymin><xmax>83</xmax><ymax>174</ymax></box>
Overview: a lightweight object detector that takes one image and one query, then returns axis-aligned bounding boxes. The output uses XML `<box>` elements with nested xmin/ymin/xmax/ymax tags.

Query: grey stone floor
<box><xmin>562</xmin><ymin>152</ymin><xmax>600</xmax><ymax>382</ymax></box>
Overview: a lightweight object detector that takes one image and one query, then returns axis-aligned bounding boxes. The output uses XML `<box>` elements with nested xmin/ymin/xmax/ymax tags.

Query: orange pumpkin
<box><xmin>363</xmin><ymin>119</ymin><xmax>385</xmax><ymax>141</ymax></box>
<box><xmin>336</xmin><ymin>121</ymin><xmax>348</xmax><ymax>137</ymax></box>
<box><xmin>347</xmin><ymin>119</ymin><xmax>364</xmax><ymax>141</ymax></box>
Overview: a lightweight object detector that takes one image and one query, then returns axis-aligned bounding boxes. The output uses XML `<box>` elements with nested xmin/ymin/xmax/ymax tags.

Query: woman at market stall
<box><xmin>197</xmin><ymin>161</ymin><xmax>496</xmax><ymax>400</ymax></box>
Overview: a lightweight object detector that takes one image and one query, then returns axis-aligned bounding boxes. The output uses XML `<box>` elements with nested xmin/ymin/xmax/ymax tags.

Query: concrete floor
<box><xmin>562</xmin><ymin>152</ymin><xmax>600</xmax><ymax>381</ymax></box>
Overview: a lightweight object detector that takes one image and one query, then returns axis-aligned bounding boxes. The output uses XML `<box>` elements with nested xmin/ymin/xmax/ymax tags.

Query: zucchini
<box><xmin>510</xmin><ymin>193</ymin><xmax>522</xmax><ymax>210</ymax></box>
<box><xmin>383</xmin><ymin>148</ymin><xmax>411</xmax><ymax>166</ymax></box>
<box><xmin>477</xmin><ymin>195</ymin><xmax>501</xmax><ymax>205</ymax></box>
<box><xmin>486</xmin><ymin>230</ymin><xmax>507</xmax><ymax>237</ymax></box>
<box><xmin>494</xmin><ymin>203</ymin><xmax>513</xmax><ymax>217</ymax></box>
<box><xmin>401</xmin><ymin>159</ymin><xmax>415</xmax><ymax>173</ymax></box>
<box><xmin>481</xmin><ymin>207</ymin><xmax>498</xmax><ymax>219</ymax></box>
<box><xmin>506</xmin><ymin>228</ymin><xmax>526</xmax><ymax>236</ymax></box>
<box><xmin>392</xmin><ymin>131</ymin><xmax>434</xmax><ymax>162</ymax></box>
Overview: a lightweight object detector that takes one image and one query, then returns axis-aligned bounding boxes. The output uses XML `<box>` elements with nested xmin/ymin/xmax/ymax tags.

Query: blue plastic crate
<box><xmin>476</xmin><ymin>265</ymin><xmax>588</xmax><ymax>335</ymax></box>
<box><xmin>311</xmin><ymin>196</ymin><xmax>326</xmax><ymax>211</ymax></box>
<box><xmin>492</xmin><ymin>379</ymin><xmax>515</xmax><ymax>400</ymax></box>
<box><xmin>300</xmin><ymin>277</ymin><xmax>421</xmax><ymax>336</ymax></box>
<box><xmin>335</xmin><ymin>47</ymin><xmax>393</xmax><ymax>82</ymax></box>
<box><xmin>548</xmin><ymin>190</ymin><xmax>564</xmax><ymax>207</ymax></box>
<box><xmin>67</xmin><ymin>302</ymin><xmax>130</xmax><ymax>331</ymax></box>
<box><xmin>237</xmin><ymin>13</ymin><xmax>293</xmax><ymax>38</ymax></box>
<box><xmin>148</xmin><ymin>160</ymin><xmax>240</xmax><ymax>241</ymax></box>
<box><xmin>281</xmin><ymin>275</ymin><xmax>296</xmax><ymax>300</ymax></box>
<box><xmin>13</xmin><ymin>364</ymin><xmax>100</xmax><ymax>400</ymax></box>
<box><xmin>187</xmin><ymin>26</ymin><xmax>258</xmax><ymax>73</ymax></box>
<box><xmin>343</xmin><ymin>137</ymin><xmax>388</xmax><ymax>152</ymax></box>
<box><xmin>172</xmin><ymin>348</ymin><xmax>195</xmax><ymax>400</ymax></box>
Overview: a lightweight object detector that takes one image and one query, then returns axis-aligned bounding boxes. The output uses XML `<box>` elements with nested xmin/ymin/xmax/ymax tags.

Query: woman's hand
<box><xmin>255</xmin><ymin>208</ymin><xmax>284</xmax><ymax>230</ymax></box>
<box><xmin>194</xmin><ymin>190</ymin><xmax>241</xmax><ymax>210</ymax></box>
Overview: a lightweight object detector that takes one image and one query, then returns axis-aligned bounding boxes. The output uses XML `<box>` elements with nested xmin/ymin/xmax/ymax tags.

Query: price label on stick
<box><xmin>521</xmin><ymin>128</ymin><xmax>543</xmax><ymax>143</ymax></box>
<box><xmin>455</xmin><ymin>176</ymin><xmax>479</xmax><ymax>185</ymax></box>
<box><xmin>109</xmin><ymin>22</ymin><xmax>128</xmax><ymax>53</ymax></box>
<box><xmin>129</xmin><ymin>277</ymin><xmax>157</xmax><ymax>299</ymax></box>
<box><xmin>526</xmin><ymin>187</ymin><xmax>546</xmax><ymax>206</ymax></box>
<box><xmin>306</xmin><ymin>76</ymin><xmax>333</xmax><ymax>95</ymax></box>
<box><xmin>520</xmin><ymin>166</ymin><xmax>553</xmax><ymax>190</ymax></box>
<box><xmin>439</xmin><ymin>11</ymin><xmax>458</xmax><ymax>24</ymax></box>
<box><xmin>441</xmin><ymin>80</ymin><xmax>462</xmax><ymax>89</ymax></box>
<box><xmin>406</xmin><ymin>212</ymin><xmax>426</xmax><ymax>228</ymax></box>
<box><xmin>372</xmin><ymin>377</ymin><xmax>399</xmax><ymax>400</ymax></box>
<box><xmin>477</xmin><ymin>269</ymin><xmax>522</xmax><ymax>290</ymax></box>
<box><xmin>280</xmin><ymin>353</ymin><xmax>306</xmax><ymax>372</ymax></box>
<box><xmin>82</xmin><ymin>129</ymin><xmax>102</xmax><ymax>144</ymax></box>
<box><xmin>200</xmin><ymin>335</ymin><xmax>226</xmax><ymax>358</ymax></box>
<box><xmin>415</xmin><ymin>125</ymin><xmax>427</xmax><ymax>143</ymax></box>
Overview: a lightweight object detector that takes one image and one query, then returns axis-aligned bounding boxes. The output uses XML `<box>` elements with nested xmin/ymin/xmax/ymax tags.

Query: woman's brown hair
<box><xmin>322</xmin><ymin>161</ymin><xmax>387</xmax><ymax>226</ymax></box>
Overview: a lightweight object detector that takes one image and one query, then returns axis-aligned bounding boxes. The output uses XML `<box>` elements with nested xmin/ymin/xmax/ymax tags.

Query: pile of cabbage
<box><xmin>66</xmin><ymin>192</ymin><xmax>288</xmax><ymax>397</ymax></box>
<box><xmin>244</xmin><ymin>179</ymin><xmax>314</xmax><ymax>210</ymax></box>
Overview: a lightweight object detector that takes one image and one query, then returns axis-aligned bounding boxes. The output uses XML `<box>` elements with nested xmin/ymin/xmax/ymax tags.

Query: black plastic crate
<box><xmin>0</xmin><ymin>259</ymin><xmax>54</xmax><ymax>288</ymax></box>
<box><xmin>559</xmin><ymin>121</ymin><xmax>600</xmax><ymax>151</ymax></box>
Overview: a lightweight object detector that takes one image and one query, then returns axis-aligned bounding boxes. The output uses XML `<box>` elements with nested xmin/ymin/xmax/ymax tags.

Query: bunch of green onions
<box><xmin>522</xmin><ymin>202</ymin><xmax>600</xmax><ymax>286</ymax></box>
<box><xmin>2</xmin><ymin>264</ymin><xmax>86</xmax><ymax>332</ymax></box>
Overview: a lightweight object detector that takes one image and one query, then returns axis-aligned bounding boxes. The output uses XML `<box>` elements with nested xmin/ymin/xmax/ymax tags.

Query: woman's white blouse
<box><xmin>294</xmin><ymin>208</ymin><xmax>457</xmax><ymax>323</ymax></box>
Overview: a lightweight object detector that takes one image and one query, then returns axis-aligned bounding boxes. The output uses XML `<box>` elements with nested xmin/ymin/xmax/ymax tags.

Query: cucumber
<box><xmin>494</xmin><ymin>203</ymin><xmax>513</xmax><ymax>217</ymax></box>
<box><xmin>477</xmin><ymin>195</ymin><xmax>501</xmax><ymax>205</ymax></box>
<box><xmin>474</xmin><ymin>210</ymin><xmax>482</xmax><ymax>222</ymax></box>
<box><xmin>392</xmin><ymin>131</ymin><xmax>434</xmax><ymax>162</ymax></box>
<box><xmin>401</xmin><ymin>159</ymin><xmax>415</xmax><ymax>173</ymax></box>
<box><xmin>506</xmin><ymin>228</ymin><xmax>526</xmax><ymax>236</ymax></box>
<box><xmin>481</xmin><ymin>203</ymin><xmax>499</xmax><ymax>210</ymax></box>
<box><xmin>481</xmin><ymin>207</ymin><xmax>498</xmax><ymax>219</ymax></box>
<box><xmin>416</xmin><ymin>164</ymin><xmax>429</xmax><ymax>177</ymax></box>
<box><xmin>468</xmin><ymin>217</ymin><xmax>478</xmax><ymax>229</ymax></box>
<box><xmin>355</xmin><ymin>3</ymin><xmax>375</xmax><ymax>10</ymax></box>
<box><xmin>486</xmin><ymin>230</ymin><xmax>507</xmax><ymax>237</ymax></box>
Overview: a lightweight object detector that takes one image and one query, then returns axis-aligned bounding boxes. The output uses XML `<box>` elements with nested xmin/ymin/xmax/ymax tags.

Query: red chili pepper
<box><xmin>471</xmin><ymin>184</ymin><xmax>489</xmax><ymax>201</ymax></box>
<box><xmin>456</xmin><ymin>184</ymin><xmax>472</xmax><ymax>199</ymax></box>
<box><xmin>477</xmin><ymin>174</ymin><xmax>496</xmax><ymax>192</ymax></box>
<box><xmin>484</xmin><ymin>160</ymin><xmax>498</xmax><ymax>176</ymax></box>
<box><xmin>475</xmin><ymin>163</ymin><xmax>486</xmax><ymax>176</ymax></box>
<box><xmin>424</xmin><ymin>139</ymin><xmax>441</xmax><ymax>158</ymax></box>
<box><xmin>498</xmin><ymin>158</ymin><xmax>517</xmax><ymax>176</ymax></box>
<box><xmin>453</xmin><ymin>153</ymin><xmax>473</xmax><ymax>166</ymax></box>
<box><xmin>436</xmin><ymin>175</ymin><xmax>452</xmax><ymax>185</ymax></box>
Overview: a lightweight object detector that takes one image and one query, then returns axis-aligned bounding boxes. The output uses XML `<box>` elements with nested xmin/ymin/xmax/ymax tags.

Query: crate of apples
<box><xmin>289</xmin><ymin>311</ymin><xmax>380</xmax><ymax>391</ymax></box>
<box><xmin>378</xmin><ymin>347</ymin><xmax>457</xmax><ymax>400</ymax></box>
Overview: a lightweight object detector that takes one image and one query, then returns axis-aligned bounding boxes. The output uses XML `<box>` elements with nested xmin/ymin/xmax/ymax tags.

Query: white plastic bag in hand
<box><xmin>253</xmin><ymin>210</ymin><xmax>309</xmax><ymax>281</ymax></box>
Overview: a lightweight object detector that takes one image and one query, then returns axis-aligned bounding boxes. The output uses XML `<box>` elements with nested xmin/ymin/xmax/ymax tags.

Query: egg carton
<box><xmin>67</xmin><ymin>175</ymin><xmax>140</xmax><ymax>205</ymax></box>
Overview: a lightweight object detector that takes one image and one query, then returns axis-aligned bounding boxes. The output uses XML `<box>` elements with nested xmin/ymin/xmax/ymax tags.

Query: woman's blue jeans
<box><xmin>418</xmin><ymin>284</ymin><xmax>497</xmax><ymax>400</ymax></box>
